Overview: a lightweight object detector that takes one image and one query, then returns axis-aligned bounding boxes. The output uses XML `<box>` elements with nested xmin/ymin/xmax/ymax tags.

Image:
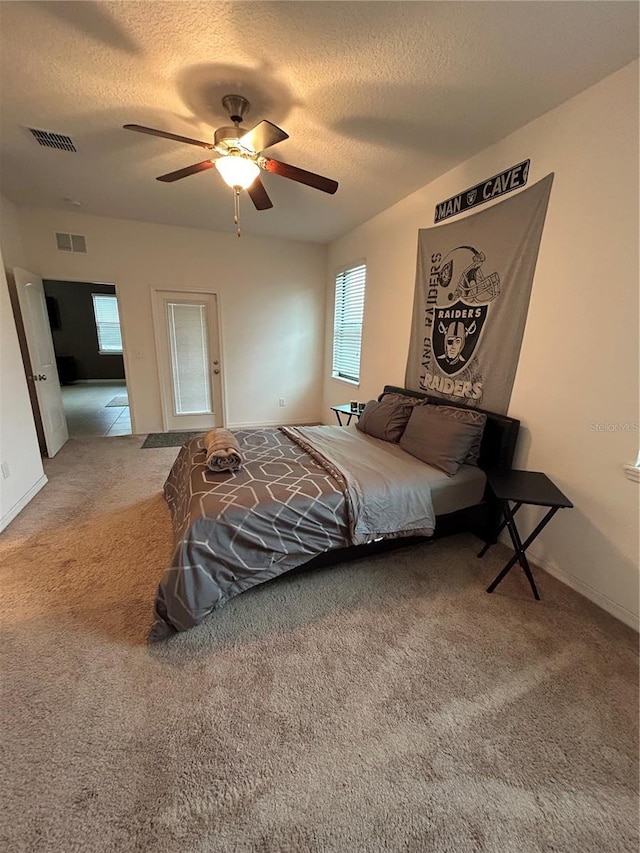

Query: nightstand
<box><xmin>331</xmin><ymin>404</ymin><xmax>363</xmax><ymax>426</ymax></box>
<box><xmin>478</xmin><ymin>469</ymin><xmax>573</xmax><ymax>599</ymax></box>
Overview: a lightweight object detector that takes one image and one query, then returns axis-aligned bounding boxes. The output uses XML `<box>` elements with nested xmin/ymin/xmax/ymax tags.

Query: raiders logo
<box><xmin>466</xmin><ymin>190</ymin><xmax>477</xmax><ymax>205</ymax></box>
<box><xmin>432</xmin><ymin>301</ymin><xmax>488</xmax><ymax>377</ymax></box>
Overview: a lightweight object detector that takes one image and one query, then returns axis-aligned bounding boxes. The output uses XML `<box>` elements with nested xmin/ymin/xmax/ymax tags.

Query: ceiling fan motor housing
<box><xmin>221</xmin><ymin>94</ymin><xmax>250</xmax><ymax>125</ymax></box>
<box><xmin>214</xmin><ymin>126</ymin><xmax>252</xmax><ymax>155</ymax></box>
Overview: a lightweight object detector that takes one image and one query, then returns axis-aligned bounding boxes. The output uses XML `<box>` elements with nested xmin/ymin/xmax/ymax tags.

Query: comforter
<box><xmin>152</xmin><ymin>426</ymin><xmax>435</xmax><ymax>639</ymax></box>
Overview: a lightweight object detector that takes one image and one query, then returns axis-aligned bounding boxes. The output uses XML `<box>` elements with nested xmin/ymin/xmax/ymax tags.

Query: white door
<box><xmin>152</xmin><ymin>290</ymin><xmax>224</xmax><ymax>431</ymax></box>
<box><xmin>13</xmin><ymin>267</ymin><xmax>69</xmax><ymax>457</ymax></box>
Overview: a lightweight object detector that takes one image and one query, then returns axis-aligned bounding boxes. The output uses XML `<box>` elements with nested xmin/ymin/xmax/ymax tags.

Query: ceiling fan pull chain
<box><xmin>233</xmin><ymin>187</ymin><xmax>241</xmax><ymax>237</ymax></box>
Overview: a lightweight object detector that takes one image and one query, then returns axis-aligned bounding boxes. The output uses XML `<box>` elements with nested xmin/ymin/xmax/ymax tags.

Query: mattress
<box><xmin>339</xmin><ymin>425</ymin><xmax>487</xmax><ymax>516</ymax></box>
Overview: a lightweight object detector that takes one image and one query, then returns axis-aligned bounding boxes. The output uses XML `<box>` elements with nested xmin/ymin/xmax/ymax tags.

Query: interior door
<box><xmin>13</xmin><ymin>267</ymin><xmax>69</xmax><ymax>457</ymax></box>
<box><xmin>152</xmin><ymin>290</ymin><xmax>224</xmax><ymax>431</ymax></box>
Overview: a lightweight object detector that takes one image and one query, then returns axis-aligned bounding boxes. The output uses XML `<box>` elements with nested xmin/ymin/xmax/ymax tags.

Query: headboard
<box><xmin>379</xmin><ymin>385</ymin><xmax>520</xmax><ymax>472</ymax></box>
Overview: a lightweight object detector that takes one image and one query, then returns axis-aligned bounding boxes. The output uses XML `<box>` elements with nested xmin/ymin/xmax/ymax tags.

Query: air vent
<box><xmin>55</xmin><ymin>232</ymin><xmax>87</xmax><ymax>253</ymax></box>
<box><xmin>29</xmin><ymin>128</ymin><xmax>77</xmax><ymax>152</ymax></box>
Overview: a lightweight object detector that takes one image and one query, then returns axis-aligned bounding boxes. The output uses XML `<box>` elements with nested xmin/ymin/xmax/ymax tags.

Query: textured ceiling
<box><xmin>0</xmin><ymin>1</ymin><xmax>637</xmax><ymax>243</ymax></box>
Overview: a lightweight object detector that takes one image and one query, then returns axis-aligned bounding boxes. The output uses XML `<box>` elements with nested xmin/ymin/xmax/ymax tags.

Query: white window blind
<box><xmin>91</xmin><ymin>294</ymin><xmax>122</xmax><ymax>354</ymax></box>
<box><xmin>332</xmin><ymin>263</ymin><xmax>366</xmax><ymax>383</ymax></box>
<box><xmin>167</xmin><ymin>302</ymin><xmax>212</xmax><ymax>415</ymax></box>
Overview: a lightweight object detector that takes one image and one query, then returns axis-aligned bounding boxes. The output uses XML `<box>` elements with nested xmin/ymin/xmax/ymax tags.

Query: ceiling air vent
<box><xmin>29</xmin><ymin>128</ymin><xmax>77</xmax><ymax>152</ymax></box>
<box><xmin>55</xmin><ymin>232</ymin><xmax>87</xmax><ymax>253</ymax></box>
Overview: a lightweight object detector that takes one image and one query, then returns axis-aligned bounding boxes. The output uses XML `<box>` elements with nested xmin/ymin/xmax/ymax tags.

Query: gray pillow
<box><xmin>427</xmin><ymin>404</ymin><xmax>487</xmax><ymax>466</ymax></box>
<box><xmin>379</xmin><ymin>391</ymin><xmax>426</xmax><ymax>408</ymax></box>
<box><xmin>356</xmin><ymin>397</ymin><xmax>415</xmax><ymax>442</ymax></box>
<box><xmin>399</xmin><ymin>405</ymin><xmax>484</xmax><ymax>476</ymax></box>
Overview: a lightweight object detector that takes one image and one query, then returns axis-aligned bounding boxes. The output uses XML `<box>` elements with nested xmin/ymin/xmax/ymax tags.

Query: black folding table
<box><xmin>331</xmin><ymin>404</ymin><xmax>362</xmax><ymax>426</ymax></box>
<box><xmin>478</xmin><ymin>469</ymin><xmax>573</xmax><ymax>599</ymax></box>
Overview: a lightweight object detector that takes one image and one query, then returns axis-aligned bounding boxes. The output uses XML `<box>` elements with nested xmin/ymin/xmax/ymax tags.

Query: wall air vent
<box><xmin>55</xmin><ymin>232</ymin><xmax>87</xmax><ymax>253</ymax></box>
<box><xmin>29</xmin><ymin>128</ymin><xmax>77</xmax><ymax>152</ymax></box>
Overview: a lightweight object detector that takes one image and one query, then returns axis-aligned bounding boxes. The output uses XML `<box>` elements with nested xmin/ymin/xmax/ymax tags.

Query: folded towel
<box><xmin>203</xmin><ymin>428</ymin><xmax>243</xmax><ymax>472</ymax></box>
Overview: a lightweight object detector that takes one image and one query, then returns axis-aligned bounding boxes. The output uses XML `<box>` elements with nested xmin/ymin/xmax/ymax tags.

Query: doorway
<box><xmin>43</xmin><ymin>280</ymin><xmax>131</xmax><ymax>438</ymax></box>
<box><xmin>152</xmin><ymin>289</ymin><xmax>224</xmax><ymax>431</ymax></box>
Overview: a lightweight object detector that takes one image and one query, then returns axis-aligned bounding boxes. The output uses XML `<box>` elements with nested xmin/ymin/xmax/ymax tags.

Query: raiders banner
<box><xmin>405</xmin><ymin>173</ymin><xmax>554</xmax><ymax>414</ymax></box>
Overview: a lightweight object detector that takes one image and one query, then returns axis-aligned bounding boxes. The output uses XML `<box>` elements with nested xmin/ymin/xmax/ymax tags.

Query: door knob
<box><xmin>213</xmin><ymin>369</ymin><xmax>220</xmax><ymax>375</ymax></box>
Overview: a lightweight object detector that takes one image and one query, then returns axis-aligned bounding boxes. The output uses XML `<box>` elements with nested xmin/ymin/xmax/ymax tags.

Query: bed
<box><xmin>151</xmin><ymin>386</ymin><xmax>519</xmax><ymax>639</ymax></box>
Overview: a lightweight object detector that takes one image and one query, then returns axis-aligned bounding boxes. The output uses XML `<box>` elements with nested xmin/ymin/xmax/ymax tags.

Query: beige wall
<box><xmin>0</xmin><ymin>193</ymin><xmax>27</xmax><ymax>269</ymax></box>
<box><xmin>0</xmin><ymin>198</ymin><xmax>46</xmax><ymax>529</ymax></box>
<box><xmin>16</xmin><ymin>209</ymin><xmax>328</xmax><ymax>433</ymax></box>
<box><xmin>324</xmin><ymin>61</ymin><xmax>639</xmax><ymax>628</ymax></box>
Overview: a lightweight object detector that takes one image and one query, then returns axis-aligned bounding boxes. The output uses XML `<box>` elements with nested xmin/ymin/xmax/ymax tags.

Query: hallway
<box><xmin>61</xmin><ymin>381</ymin><xmax>132</xmax><ymax>438</ymax></box>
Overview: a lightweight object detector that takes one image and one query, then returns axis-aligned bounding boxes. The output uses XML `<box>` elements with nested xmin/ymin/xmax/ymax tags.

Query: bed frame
<box><xmin>302</xmin><ymin>385</ymin><xmax>520</xmax><ymax>571</ymax></box>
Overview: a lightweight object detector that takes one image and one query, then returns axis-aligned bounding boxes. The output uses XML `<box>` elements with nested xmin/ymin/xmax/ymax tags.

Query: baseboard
<box><xmin>0</xmin><ymin>474</ymin><xmax>48</xmax><ymax>532</ymax></box>
<box><xmin>525</xmin><ymin>546</ymin><xmax>639</xmax><ymax>631</ymax></box>
<box><xmin>226</xmin><ymin>419</ymin><xmax>320</xmax><ymax>429</ymax></box>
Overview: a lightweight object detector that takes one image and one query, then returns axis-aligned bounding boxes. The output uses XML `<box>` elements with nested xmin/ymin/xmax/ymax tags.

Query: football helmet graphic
<box><xmin>436</xmin><ymin>245</ymin><xmax>500</xmax><ymax>304</ymax></box>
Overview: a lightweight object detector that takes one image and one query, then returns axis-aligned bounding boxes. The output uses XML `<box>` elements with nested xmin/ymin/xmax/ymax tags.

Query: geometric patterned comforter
<box><xmin>152</xmin><ymin>428</ymin><xmax>350</xmax><ymax>639</ymax></box>
<box><xmin>151</xmin><ymin>426</ymin><xmax>436</xmax><ymax>640</ymax></box>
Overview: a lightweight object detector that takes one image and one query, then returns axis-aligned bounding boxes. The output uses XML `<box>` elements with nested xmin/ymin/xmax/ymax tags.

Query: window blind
<box><xmin>167</xmin><ymin>302</ymin><xmax>212</xmax><ymax>415</ymax></box>
<box><xmin>91</xmin><ymin>294</ymin><xmax>122</xmax><ymax>353</ymax></box>
<box><xmin>332</xmin><ymin>263</ymin><xmax>366</xmax><ymax>383</ymax></box>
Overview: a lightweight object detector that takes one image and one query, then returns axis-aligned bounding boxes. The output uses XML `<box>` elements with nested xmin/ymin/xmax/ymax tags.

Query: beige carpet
<box><xmin>0</xmin><ymin>436</ymin><xmax>637</xmax><ymax>852</ymax></box>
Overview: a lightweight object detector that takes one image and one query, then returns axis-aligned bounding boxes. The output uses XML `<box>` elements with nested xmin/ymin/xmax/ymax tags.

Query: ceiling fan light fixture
<box><xmin>215</xmin><ymin>155</ymin><xmax>260</xmax><ymax>189</ymax></box>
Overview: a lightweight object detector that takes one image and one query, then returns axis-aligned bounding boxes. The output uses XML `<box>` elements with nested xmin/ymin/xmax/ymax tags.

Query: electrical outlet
<box><xmin>279</xmin><ymin>397</ymin><xmax>285</xmax><ymax>407</ymax></box>
<box><xmin>1</xmin><ymin>461</ymin><xmax>9</xmax><ymax>479</ymax></box>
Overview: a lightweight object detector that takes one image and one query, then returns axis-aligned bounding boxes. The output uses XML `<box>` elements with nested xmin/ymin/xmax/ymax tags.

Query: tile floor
<box><xmin>61</xmin><ymin>381</ymin><xmax>132</xmax><ymax>438</ymax></box>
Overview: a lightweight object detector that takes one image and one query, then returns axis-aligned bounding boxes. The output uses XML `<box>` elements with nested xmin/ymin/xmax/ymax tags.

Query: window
<box><xmin>91</xmin><ymin>294</ymin><xmax>122</xmax><ymax>354</ymax></box>
<box><xmin>332</xmin><ymin>262</ymin><xmax>366</xmax><ymax>383</ymax></box>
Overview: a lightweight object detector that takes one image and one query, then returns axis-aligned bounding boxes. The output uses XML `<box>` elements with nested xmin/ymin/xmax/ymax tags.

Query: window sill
<box><xmin>623</xmin><ymin>464</ymin><xmax>640</xmax><ymax>483</ymax></box>
<box><xmin>331</xmin><ymin>375</ymin><xmax>360</xmax><ymax>388</ymax></box>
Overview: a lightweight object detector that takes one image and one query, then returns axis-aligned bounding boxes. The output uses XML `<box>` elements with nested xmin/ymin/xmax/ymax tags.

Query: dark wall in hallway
<box><xmin>43</xmin><ymin>280</ymin><xmax>125</xmax><ymax>381</ymax></box>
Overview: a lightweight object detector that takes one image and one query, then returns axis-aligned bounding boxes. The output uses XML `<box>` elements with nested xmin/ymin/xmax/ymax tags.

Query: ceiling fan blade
<box><xmin>239</xmin><ymin>120</ymin><xmax>289</xmax><ymax>153</ymax></box>
<box><xmin>247</xmin><ymin>178</ymin><xmax>273</xmax><ymax>210</ymax></box>
<box><xmin>156</xmin><ymin>160</ymin><xmax>216</xmax><ymax>182</ymax></box>
<box><xmin>124</xmin><ymin>123</ymin><xmax>214</xmax><ymax>150</ymax></box>
<box><xmin>262</xmin><ymin>158</ymin><xmax>338</xmax><ymax>194</ymax></box>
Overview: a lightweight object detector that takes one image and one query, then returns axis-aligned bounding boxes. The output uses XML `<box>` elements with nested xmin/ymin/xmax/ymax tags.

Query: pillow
<box><xmin>399</xmin><ymin>405</ymin><xmax>485</xmax><ymax>476</ymax></box>
<box><xmin>356</xmin><ymin>396</ymin><xmax>415</xmax><ymax>442</ymax></box>
<box><xmin>379</xmin><ymin>391</ymin><xmax>426</xmax><ymax>408</ymax></box>
<box><xmin>427</xmin><ymin>404</ymin><xmax>487</xmax><ymax>466</ymax></box>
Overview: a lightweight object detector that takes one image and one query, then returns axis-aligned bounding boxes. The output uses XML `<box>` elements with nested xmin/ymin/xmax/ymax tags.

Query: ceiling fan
<box><xmin>124</xmin><ymin>95</ymin><xmax>338</xmax><ymax>232</ymax></box>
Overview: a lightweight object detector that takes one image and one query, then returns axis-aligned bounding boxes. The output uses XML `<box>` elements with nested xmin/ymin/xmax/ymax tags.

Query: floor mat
<box><xmin>106</xmin><ymin>395</ymin><xmax>129</xmax><ymax>407</ymax></box>
<box><xmin>141</xmin><ymin>431</ymin><xmax>202</xmax><ymax>448</ymax></box>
